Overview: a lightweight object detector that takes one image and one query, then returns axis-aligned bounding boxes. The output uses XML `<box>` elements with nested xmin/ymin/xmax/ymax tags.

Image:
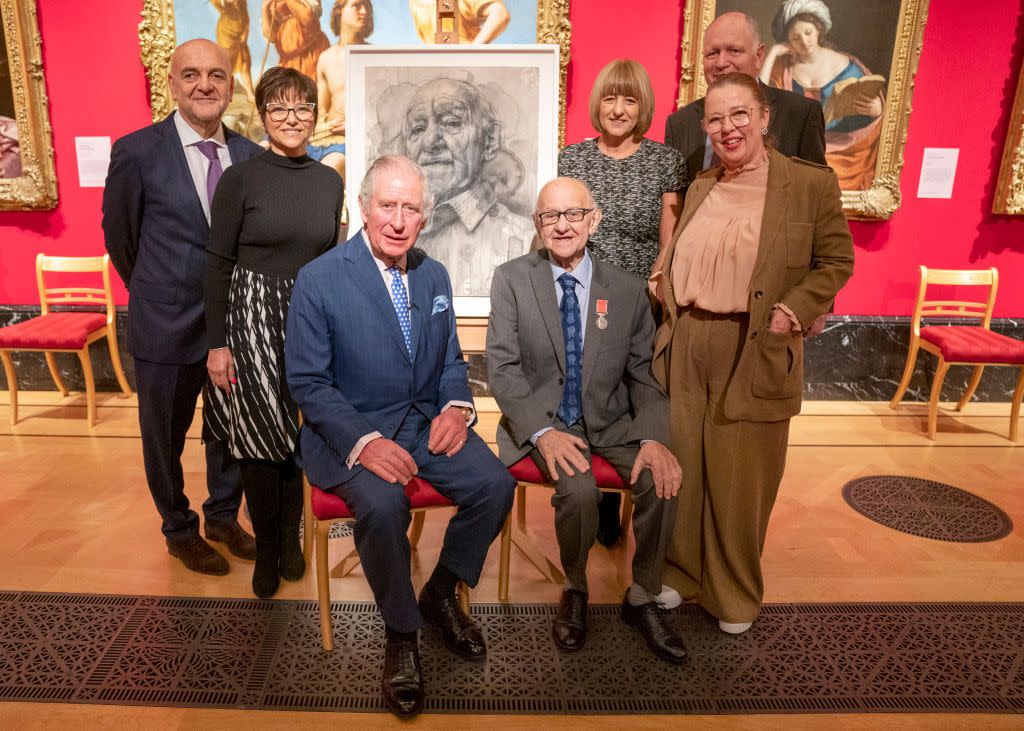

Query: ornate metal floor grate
<box><xmin>843</xmin><ymin>476</ymin><xmax>1013</xmax><ymax>543</ymax></box>
<box><xmin>1</xmin><ymin>591</ymin><xmax>1023</xmax><ymax>714</ymax></box>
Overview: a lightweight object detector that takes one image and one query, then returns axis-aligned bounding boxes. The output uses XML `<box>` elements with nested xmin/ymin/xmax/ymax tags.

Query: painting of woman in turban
<box><xmin>760</xmin><ymin>0</ymin><xmax>885</xmax><ymax>189</ymax></box>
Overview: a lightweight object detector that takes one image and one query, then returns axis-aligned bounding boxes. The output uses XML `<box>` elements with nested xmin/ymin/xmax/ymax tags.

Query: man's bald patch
<box><xmin>536</xmin><ymin>176</ymin><xmax>596</xmax><ymax>210</ymax></box>
<box><xmin>704</xmin><ymin>11</ymin><xmax>761</xmax><ymax>48</ymax></box>
<box><xmin>170</xmin><ymin>38</ymin><xmax>231</xmax><ymax>74</ymax></box>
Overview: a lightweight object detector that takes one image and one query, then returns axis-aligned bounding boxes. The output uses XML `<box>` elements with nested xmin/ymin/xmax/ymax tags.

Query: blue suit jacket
<box><xmin>285</xmin><ymin>233</ymin><xmax>473</xmax><ymax>488</ymax></box>
<box><xmin>102</xmin><ymin>114</ymin><xmax>262</xmax><ymax>364</ymax></box>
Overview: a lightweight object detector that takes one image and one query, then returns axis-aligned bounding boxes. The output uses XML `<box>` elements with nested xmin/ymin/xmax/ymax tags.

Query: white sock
<box><xmin>627</xmin><ymin>583</ymin><xmax>655</xmax><ymax>606</ymax></box>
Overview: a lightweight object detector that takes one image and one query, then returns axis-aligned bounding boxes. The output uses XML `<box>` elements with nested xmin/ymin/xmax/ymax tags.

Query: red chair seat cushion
<box><xmin>310</xmin><ymin>476</ymin><xmax>454</xmax><ymax>521</ymax></box>
<box><xmin>509</xmin><ymin>454</ymin><xmax>626</xmax><ymax>490</ymax></box>
<box><xmin>920</xmin><ymin>326</ymin><xmax>1024</xmax><ymax>365</ymax></box>
<box><xmin>0</xmin><ymin>313</ymin><xmax>107</xmax><ymax>350</ymax></box>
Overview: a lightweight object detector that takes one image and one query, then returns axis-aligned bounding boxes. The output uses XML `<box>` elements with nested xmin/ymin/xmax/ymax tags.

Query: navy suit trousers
<box><xmin>331</xmin><ymin>411</ymin><xmax>515</xmax><ymax>632</ymax></box>
<box><xmin>134</xmin><ymin>358</ymin><xmax>242</xmax><ymax>540</ymax></box>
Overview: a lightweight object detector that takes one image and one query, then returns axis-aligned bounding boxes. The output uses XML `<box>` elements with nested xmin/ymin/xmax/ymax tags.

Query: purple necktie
<box><xmin>195</xmin><ymin>140</ymin><xmax>223</xmax><ymax>209</ymax></box>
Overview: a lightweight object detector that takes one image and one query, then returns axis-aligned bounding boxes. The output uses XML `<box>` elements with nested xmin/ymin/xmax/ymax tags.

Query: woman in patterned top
<box><xmin>558</xmin><ymin>58</ymin><xmax>689</xmax><ymax>553</ymax></box>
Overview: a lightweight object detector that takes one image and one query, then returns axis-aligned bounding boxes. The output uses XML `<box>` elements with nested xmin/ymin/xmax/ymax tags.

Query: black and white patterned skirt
<box><xmin>204</xmin><ymin>266</ymin><xmax>298</xmax><ymax>462</ymax></box>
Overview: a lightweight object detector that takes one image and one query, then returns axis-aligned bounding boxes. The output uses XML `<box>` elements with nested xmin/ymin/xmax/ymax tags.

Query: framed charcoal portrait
<box><xmin>993</xmin><ymin>58</ymin><xmax>1024</xmax><ymax>215</ymax></box>
<box><xmin>676</xmin><ymin>0</ymin><xmax>929</xmax><ymax>220</ymax></box>
<box><xmin>0</xmin><ymin>0</ymin><xmax>57</xmax><ymax>210</ymax></box>
<box><xmin>346</xmin><ymin>45</ymin><xmax>559</xmax><ymax>315</ymax></box>
<box><xmin>139</xmin><ymin>0</ymin><xmax>572</xmax><ymax>159</ymax></box>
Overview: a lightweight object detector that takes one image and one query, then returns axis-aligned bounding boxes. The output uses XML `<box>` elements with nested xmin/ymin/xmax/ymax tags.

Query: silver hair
<box><xmin>358</xmin><ymin>154</ymin><xmax>434</xmax><ymax>217</ymax></box>
<box><xmin>745</xmin><ymin>13</ymin><xmax>762</xmax><ymax>46</ymax></box>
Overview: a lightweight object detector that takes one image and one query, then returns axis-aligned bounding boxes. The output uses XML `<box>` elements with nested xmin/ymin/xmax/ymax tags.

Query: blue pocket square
<box><xmin>432</xmin><ymin>295</ymin><xmax>450</xmax><ymax>315</ymax></box>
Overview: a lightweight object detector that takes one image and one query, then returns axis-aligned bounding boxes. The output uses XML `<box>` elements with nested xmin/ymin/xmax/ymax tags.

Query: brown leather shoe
<box><xmin>205</xmin><ymin>520</ymin><xmax>257</xmax><ymax>561</ymax></box>
<box><xmin>166</xmin><ymin>535</ymin><xmax>229</xmax><ymax>575</ymax></box>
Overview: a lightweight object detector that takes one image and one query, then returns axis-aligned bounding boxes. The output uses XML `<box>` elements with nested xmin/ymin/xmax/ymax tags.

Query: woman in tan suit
<box><xmin>652</xmin><ymin>72</ymin><xmax>854</xmax><ymax>634</ymax></box>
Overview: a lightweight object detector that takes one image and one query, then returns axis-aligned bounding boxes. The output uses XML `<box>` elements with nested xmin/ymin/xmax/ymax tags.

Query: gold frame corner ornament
<box><xmin>675</xmin><ymin>0</ymin><xmax>930</xmax><ymax>221</ymax></box>
<box><xmin>0</xmin><ymin>0</ymin><xmax>58</xmax><ymax>211</ymax></box>
<box><xmin>139</xmin><ymin>0</ymin><xmax>572</xmax><ymax>147</ymax></box>
<box><xmin>993</xmin><ymin>58</ymin><xmax>1024</xmax><ymax>215</ymax></box>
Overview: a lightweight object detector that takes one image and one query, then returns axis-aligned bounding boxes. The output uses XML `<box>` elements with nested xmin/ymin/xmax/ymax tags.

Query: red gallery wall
<box><xmin>2</xmin><ymin>0</ymin><xmax>1023</xmax><ymax>316</ymax></box>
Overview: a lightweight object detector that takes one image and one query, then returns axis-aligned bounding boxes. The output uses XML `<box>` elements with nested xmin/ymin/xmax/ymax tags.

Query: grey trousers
<box><xmin>529</xmin><ymin>420</ymin><xmax>677</xmax><ymax>595</ymax></box>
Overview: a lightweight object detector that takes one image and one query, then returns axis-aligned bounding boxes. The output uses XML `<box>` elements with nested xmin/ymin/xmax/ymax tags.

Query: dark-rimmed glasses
<box><xmin>536</xmin><ymin>208</ymin><xmax>595</xmax><ymax>226</ymax></box>
<box><xmin>703</xmin><ymin>108</ymin><xmax>753</xmax><ymax>134</ymax></box>
<box><xmin>266</xmin><ymin>103</ymin><xmax>316</xmax><ymax>122</ymax></box>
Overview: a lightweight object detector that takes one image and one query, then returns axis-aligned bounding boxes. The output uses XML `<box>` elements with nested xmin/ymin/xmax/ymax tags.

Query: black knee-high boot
<box><xmin>278</xmin><ymin>459</ymin><xmax>306</xmax><ymax>582</ymax></box>
<box><xmin>240</xmin><ymin>460</ymin><xmax>282</xmax><ymax>598</ymax></box>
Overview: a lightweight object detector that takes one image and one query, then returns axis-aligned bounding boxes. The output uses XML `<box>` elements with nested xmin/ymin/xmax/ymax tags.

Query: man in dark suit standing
<box><xmin>103</xmin><ymin>39</ymin><xmax>261</xmax><ymax>575</ymax></box>
<box><xmin>285</xmin><ymin>155</ymin><xmax>515</xmax><ymax>718</ymax></box>
<box><xmin>665</xmin><ymin>11</ymin><xmax>826</xmax><ymax>178</ymax></box>
<box><xmin>486</xmin><ymin>177</ymin><xmax>686</xmax><ymax>664</ymax></box>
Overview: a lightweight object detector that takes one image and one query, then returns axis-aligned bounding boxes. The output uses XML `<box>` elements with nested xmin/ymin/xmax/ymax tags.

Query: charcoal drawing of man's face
<box><xmin>400</xmin><ymin>78</ymin><xmax>499</xmax><ymax>202</ymax></box>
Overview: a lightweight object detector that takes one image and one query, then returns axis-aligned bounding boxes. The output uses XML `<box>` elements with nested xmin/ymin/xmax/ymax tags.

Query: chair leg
<box><xmin>44</xmin><ymin>352</ymin><xmax>69</xmax><ymax>396</ymax></box>
<box><xmin>457</xmin><ymin>582</ymin><xmax>470</xmax><ymax>614</ymax></box>
<box><xmin>315</xmin><ymin>519</ymin><xmax>334</xmax><ymax>652</ymax></box>
<box><xmin>515</xmin><ymin>483</ymin><xmax>527</xmax><ymax>530</ymax></box>
<box><xmin>409</xmin><ymin>511</ymin><xmax>425</xmax><ymax>550</ymax></box>
<box><xmin>301</xmin><ymin>479</ymin><xmax>313</xmax><ymax>569</ymax></box>
<box><xmin>1010</xmin><ymin>367</ymin><xmax>1024</xmax><ymax>443</ymax></box>
<box><xmin>890</xmin><ymin>339</ymin><xmax>920</xmax><ymax>409</ymax></box>
<box><xmin>106</xmin><ymin>330</ymin><xmax>133</xmax><ymax>396</ymax></box>
<box><xmin>956</xmin><ymin>365</ymin><xmax>985</xmax><ymax>411</ymax></box>
<box><xmin>77</xmin><ymin>349</ymin><xmax>97</xmax><ymax>427</ymax></box>
<box><xmin>927</xmin><ymin>358</ymin><xmax>951</xmax><ymax>440</ymax></box>
<box><xmin>0</xmin><ymin>351</ymin><xmax>17</xmax><ymax>426</ymax></box>
<box><xmin>498</xmin><ymin>514</ymin><xmax>511</xmax><ymax>602</ymax></box>
<box><xmin>618</xmin><ymin>491</ymin><xmax>634</xmax><ymax>541</ymax></box>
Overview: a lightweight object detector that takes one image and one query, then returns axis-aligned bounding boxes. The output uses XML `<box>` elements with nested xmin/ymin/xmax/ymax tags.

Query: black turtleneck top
<box><xmin>204</xmin><ymin>149</ymin><xmax>344</xmax><ymax>348</ymax></box>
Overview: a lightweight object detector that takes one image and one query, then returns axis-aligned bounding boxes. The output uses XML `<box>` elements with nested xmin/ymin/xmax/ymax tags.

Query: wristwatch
<box><xmin>454</xmin><ymin>406</ymin><xmax>474</xmax><ymax>423</ymax></box>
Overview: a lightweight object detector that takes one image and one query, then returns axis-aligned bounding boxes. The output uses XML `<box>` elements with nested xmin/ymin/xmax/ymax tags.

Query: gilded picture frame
<box><xmin>0</xmin><ymin>0</ymin><xmax>57</xmax><ymax>210</ymax></box>
<box><xmin>138</xmin><ymin>0</ymin><xmax>572</xmax><ymax>148</ymax></box>
<box><xmin>675</xmin><ymin>0</ymin><xmax>930</xmax><ymax>221</ymax></box>
<box><xmin>993</xmin><ymin>59</ymin><xmax>1024</xmax><ymax>215</ymax></box>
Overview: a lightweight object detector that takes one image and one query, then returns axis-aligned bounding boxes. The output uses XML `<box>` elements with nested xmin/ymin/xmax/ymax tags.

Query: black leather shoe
<box><xmin>166</xmin><ymin>536</ymin><xmax>229</xmax><ymax>576</ymax></box>
<box><xmin>205</xmin><ymin>520</ymin><xmax>257</xmax><ymax>561</ymax></box>
<box><xmin>620</xmin><ymin>593</ymin><xmax>687</xmax><ymax>664</ymax></box>
<box><xmin>382</xmin><ymin>637</ymin><xmax>424</xmax><ymax>718</ymax></box>
<box><xmin>418</xmin><ymin>588</ymin><xmax>486</xmax><ymax>660</ymax></box>
<box><xmin>552</xmin><ymin>588</ymin><xmax>588</xmax><ymax>652</ymax></box>
<box><xmin>596</xmin><ymin>493</ymin><xmax>623</xmax><ymax>546</ymax></box>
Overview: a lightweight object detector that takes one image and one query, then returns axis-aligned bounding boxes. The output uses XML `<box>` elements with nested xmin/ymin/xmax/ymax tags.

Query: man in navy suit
<box><xmin>286</xmin><ymin>155</ymin><xmax>515</xmax><ymax>718</ymax></box>
<box><xmin>102</xmin><ymin>39</ymin><xmax>261</xmax><ymax>575</ymax></box>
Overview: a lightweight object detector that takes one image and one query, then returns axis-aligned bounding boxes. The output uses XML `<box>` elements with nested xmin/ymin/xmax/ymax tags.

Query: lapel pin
<box><xmin>596</xmin><ymin>299</ymin><xmax>608</xmax><ymax>330</ymax></box>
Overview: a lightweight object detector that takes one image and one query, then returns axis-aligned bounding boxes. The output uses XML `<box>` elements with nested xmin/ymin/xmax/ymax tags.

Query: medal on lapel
<box><xmin>596</xmin><ymin>299</ymin><xmax>608</xmax><ymax>330</ymax></box>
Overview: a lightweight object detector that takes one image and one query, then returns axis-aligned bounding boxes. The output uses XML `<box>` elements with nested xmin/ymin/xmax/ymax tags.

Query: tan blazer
<box><xmin>653</xmin><ymin>148</ymin><xmax>855</xmax><ymax>422</ymax></box>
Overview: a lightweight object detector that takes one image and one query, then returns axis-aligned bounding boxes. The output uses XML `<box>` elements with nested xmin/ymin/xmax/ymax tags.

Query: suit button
<box><xmin>546</xmin><ymin>411</ymin><xmax>554</xmax><ymax>418</ymax></box>
<box><xmin>558</xmin><ymin>377</ymin><xmax>564</xmax><ymax>385</ymax></box>
<box><xmin>749</xmin><ymin>331</ymin><xmax>758</xmax><ymax>340</ymax></box>
<box><xmin>754</xmin><ymin>290</ymin><xmax>764</xmax><ymax>299</ymax></box>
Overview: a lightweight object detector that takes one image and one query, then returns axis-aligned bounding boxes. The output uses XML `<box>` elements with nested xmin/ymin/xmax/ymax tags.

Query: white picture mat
<box><xmin>345</xmin><ymin>45</ymin><xmax>560</xmax><ymax>317</ymax></box>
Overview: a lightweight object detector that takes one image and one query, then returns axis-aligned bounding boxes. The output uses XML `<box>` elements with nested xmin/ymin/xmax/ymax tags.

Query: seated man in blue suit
<box><xmin>285</xmin><ymin>154</ymin><xmax>515</xmax><ymax>719</ymax></box>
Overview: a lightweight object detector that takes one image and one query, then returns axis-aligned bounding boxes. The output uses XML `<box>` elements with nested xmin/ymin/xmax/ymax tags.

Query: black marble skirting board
<box><xmin>2</xmin><ymin>591</ymin><xmax>1024</xmax><ymax>715</ymax></box>
<box><xmin>1</xmin><ymin>307</ymin><xmax>1021</xmax><ymax>402</ymax></box>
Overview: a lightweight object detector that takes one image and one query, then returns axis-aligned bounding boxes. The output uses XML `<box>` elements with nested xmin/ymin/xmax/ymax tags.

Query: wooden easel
<box><xmin>435</xmin><ymin>0</ymin><xmax>460</xmax><ymax>44</ymax></box>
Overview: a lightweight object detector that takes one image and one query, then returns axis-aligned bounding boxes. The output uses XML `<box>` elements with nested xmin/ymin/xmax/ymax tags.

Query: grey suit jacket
<box><xmin>486</xmin><ymin>249</ymin><xmax>669</xmax><ymax>466</ymax></box>
<box><xmin>664</xmin><ymin>81</ymin><xmax>826</xmax><ymax>181</ymax></box>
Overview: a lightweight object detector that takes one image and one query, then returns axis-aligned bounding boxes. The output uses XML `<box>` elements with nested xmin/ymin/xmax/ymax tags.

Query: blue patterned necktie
<box><xmin>557</xmin><ymin>273</ymin><xmax>583</xmax><ymax>427</ymax></box>
<box><xmin>387</xmin><ymin>266</ymin><xmax>412</xmax><ymax>355</ymax></box>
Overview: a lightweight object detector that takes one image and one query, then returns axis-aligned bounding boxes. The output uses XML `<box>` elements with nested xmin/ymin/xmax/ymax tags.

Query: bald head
<box><xmin>168</xmin><ymin>39</ymin><xmax>233</xmax><ymax>136</ymax></box>
<box><xmin>702</xmin><ymin>12</ymin><xmax>765</xmax><ymax>84</ymax></box>
<box><xmin>534</xmin><ymin>177</ymin><xmax>601</xmax><ymax>269</ymax></box>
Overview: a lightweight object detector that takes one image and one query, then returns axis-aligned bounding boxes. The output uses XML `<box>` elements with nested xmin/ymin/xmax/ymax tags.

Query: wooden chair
<box><xmin>0</xmin><ymin>254</ymin><xmax>132</xmax><ymax>426</ymax></box>
<box><xmin>500</xmin><ymin>454</ymin><xmax>633</xmax><ymax>598</ymax></box>
<box><xmin>302</xmin><ymin>476</ymin><xmax>511</xmax><ymax>651</ymax></box>
<box><xmin>890</xmin><ymin>266</ymin><xmax>1024</xmax><ymax>440</ymax></box>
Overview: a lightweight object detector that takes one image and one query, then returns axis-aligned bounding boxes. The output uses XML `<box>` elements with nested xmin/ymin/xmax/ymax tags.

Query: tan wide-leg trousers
<box><xmin>662</xmin><ymin>308</ymin><xmax>790</xmax><ymax>624</ymax></box>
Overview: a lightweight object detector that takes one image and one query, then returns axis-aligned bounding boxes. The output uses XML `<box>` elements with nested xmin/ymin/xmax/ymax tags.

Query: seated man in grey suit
<box><xmin>486</xmin><ymin>177</ymin><xmax>686</xmax><ymax>663</ymax></box>
<box><xmin>665</xmin><ymin>11</ymin><xmax>826</xmax><ymax>179</ymax></box>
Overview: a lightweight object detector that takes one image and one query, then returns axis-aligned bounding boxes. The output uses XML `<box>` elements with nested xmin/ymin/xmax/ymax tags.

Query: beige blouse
<box><xmin>671</xmin><ymin>153</ymin><xmax>770</xmax><ymax>314</ymax></box>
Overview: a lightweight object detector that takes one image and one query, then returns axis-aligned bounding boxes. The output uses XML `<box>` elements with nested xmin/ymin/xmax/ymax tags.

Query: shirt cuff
<box><xmin>346</xmin><ymin>431</ymin><xmax>384</xmax><ymax>469</ymax></box>
<box><xmin>647</xmin><ymin>269</ymin><xmax>663</xmax><ymax>297</ymax></box>
<box><xmin>529</xmin><ymin>426</ymin><xmax>555</xmax><ymax>446</ymax></box>
<box><xmin>442</xmin><ymin>400</ymin><xmax>475</xmax><ymax>424</ymax></box>
<box><xmin>773</xmin><ymin>302</ymin><xmax>803</xmax><ymax>332</ymax></box>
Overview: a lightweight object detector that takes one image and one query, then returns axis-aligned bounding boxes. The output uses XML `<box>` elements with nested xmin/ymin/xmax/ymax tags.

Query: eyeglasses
<box><xmin>703</xmin><ymin>108</ymin><xmax>753</xmax><ymax>134</ymax></box>
<box><xmin>536</xmin><ymin>208</ymin><xmax>595</xmax><ymax>226</ymax></box>
<box><xmin>265</xmin><ymin>103</ymin><xmax>316</xmax><ymax>122</ymax></box>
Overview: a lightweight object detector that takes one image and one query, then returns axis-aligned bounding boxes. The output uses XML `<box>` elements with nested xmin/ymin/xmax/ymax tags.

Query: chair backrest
<box><xmin>36</xmin><ymin>253</ymin><xmax>116</xmax><ymax>325</ymax></box>
<box><xmin>912</xmin><ymin>266</ymin><xmax>998</xmax><ymax>334</ymax></box>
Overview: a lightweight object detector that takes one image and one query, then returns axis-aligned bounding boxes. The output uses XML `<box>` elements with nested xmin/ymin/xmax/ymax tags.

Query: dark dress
<box><xmin>558</xmin><ymin>137</ymin><xmax>688</xmax><ymax>279</ymax></box>
<box><xmin>204</xmin><ymin>149</ymin><xmax>343</xmax><ymax>461</ymax></box>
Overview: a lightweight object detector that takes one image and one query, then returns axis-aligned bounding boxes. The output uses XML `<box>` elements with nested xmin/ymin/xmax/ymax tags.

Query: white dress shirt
<box><xmin>345</xmin><ymin>230</ymin><xmax>475</xmax><ymax>469</ymax></box>
<box><xmin>173</xmin><ymin>111</ymin><xmax>232</xmax><ymax>223</ymax></box>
